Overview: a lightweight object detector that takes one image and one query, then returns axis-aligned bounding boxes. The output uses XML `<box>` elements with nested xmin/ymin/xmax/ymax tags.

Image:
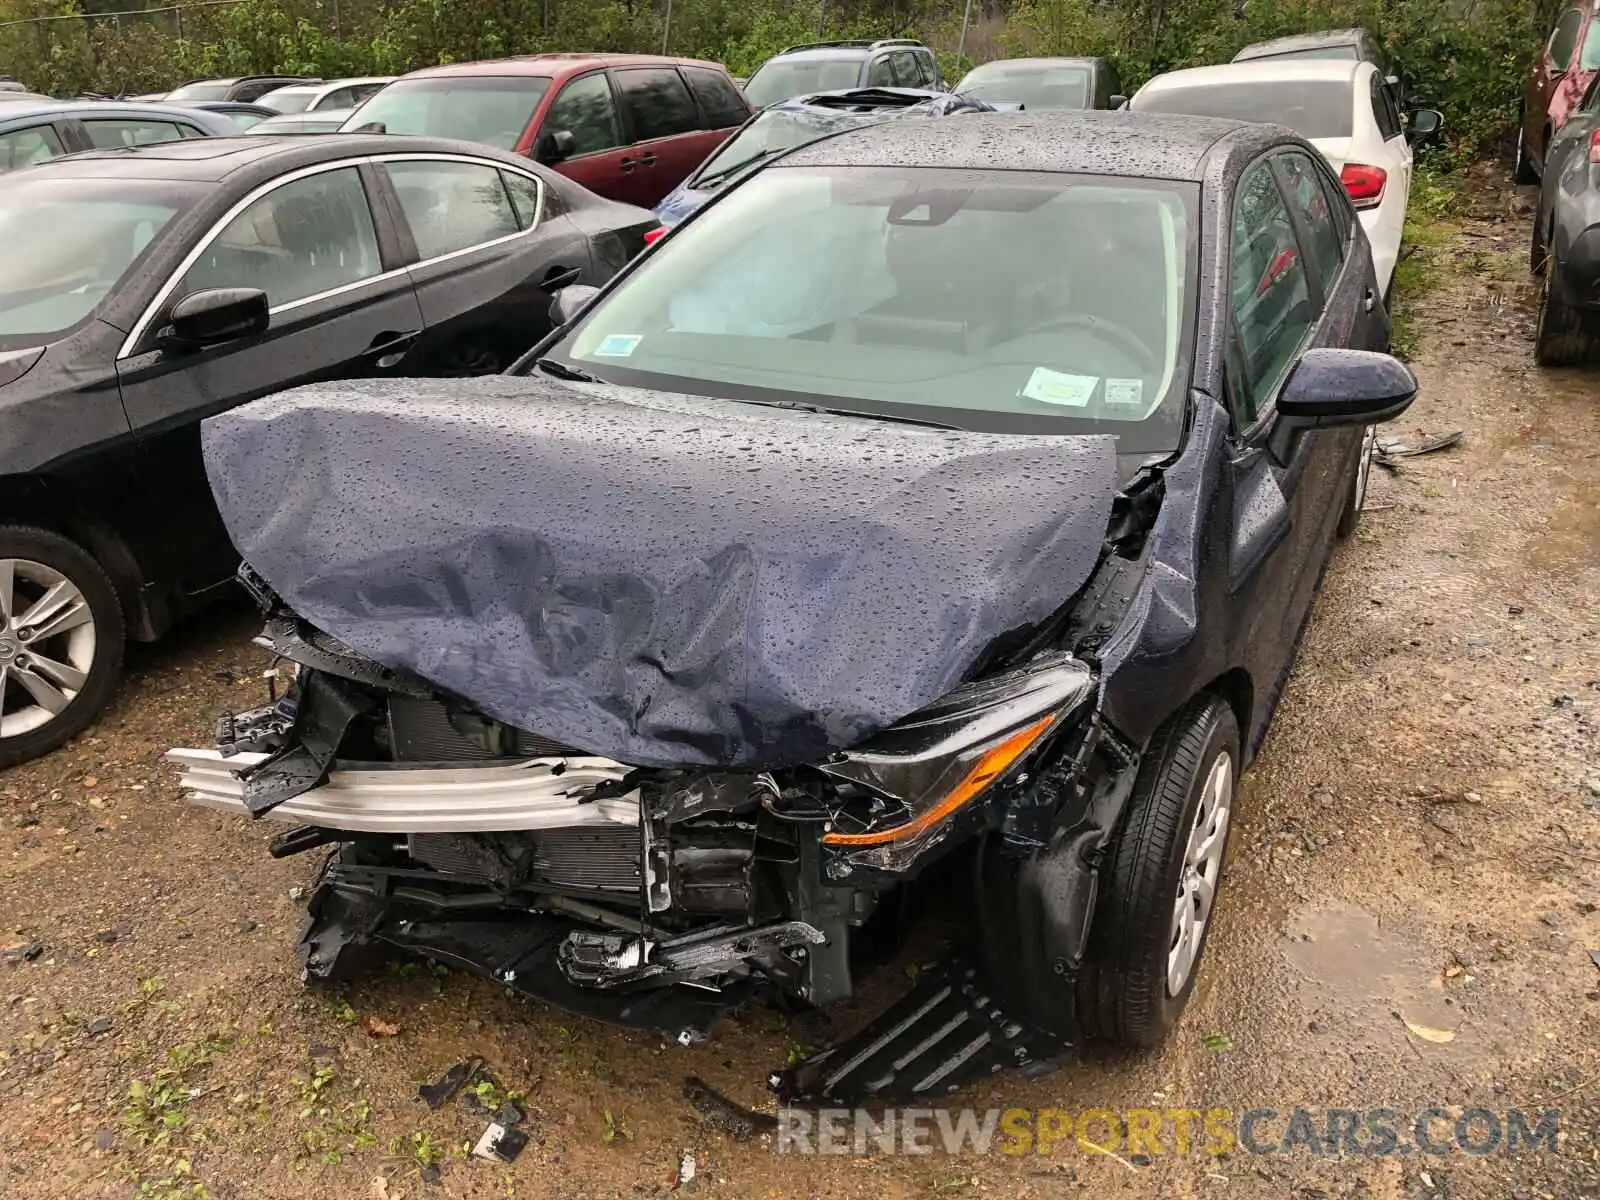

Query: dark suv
<box><xmin>742</xmin><ymin>39</ymin><xmax>942</xmax><ymax>108</ymax></box>
<box><xmin>342</xmin><ymin>55</ymin><xmax>750</xmax><ymax>209</ymax></box>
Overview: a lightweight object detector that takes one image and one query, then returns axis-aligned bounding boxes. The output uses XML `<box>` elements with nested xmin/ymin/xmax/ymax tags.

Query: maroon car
<box><xmin>1517</xmin><ymin>0</ymin><xmax>1600</xmax><ymax>182</ymax></box>
<box><xmin>342</xmin><ymin>54</ymin><xmax>751</xmax><ymax>207</ymax></box>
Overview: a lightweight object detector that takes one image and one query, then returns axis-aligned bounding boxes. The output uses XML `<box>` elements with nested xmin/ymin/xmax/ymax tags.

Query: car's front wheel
<box><xmin>0</xmin><ymin>526</ymin><xmax>125</xmax><ymax>768</ymax></box>
<box><xmin>1074</xmin><ymin>694</ymin><xmax>1239</xmax><ymax>1046</ymax></box>
<box><xmin>977</xmin><ymin>694</ymin><xmax>1240</xmax><ymax>1048</ymax></box>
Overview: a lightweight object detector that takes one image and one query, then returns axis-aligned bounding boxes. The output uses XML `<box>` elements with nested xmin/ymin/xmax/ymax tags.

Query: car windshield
<box><xmin>743</xmin><ymin>58</ymin><xmax>865</xmax><ymax>108</ymax></box>
<box><xmin>691</xmin><ymin>106</ymin><xmax>884</xmax><ymax>187</ymax></box>
<box><xmin>259</xmin><ymin>87</ymin><xmax>317</xmax><ymax>113</ymax></box>
<box><xmin>956</xmin><ymin>64</ymin><xmax>1092</xmax><ymax>109</ymax></box>
<box><xmin>0</xmin><ymin>179</ymin><xmax>193</xmax><ymax>347</ymax></box>
<box><xmin>545</xmin><ymin>165</ymin><xmax>1196</xmax><ymax>454</ymax></box>
<box><xmin>1135</xmin><ymin>79</ymin><xmax>1354</xmax><ymax>138</ymax></box>
<box><xmin>166</xmin><ymin>81</ymin><xmax>233</xmax><ymax>101</ymax></box>
<box><xmin>341</xmin><ymin>76</ymin><xmax>551</xmax><ymax>148</ymax></box>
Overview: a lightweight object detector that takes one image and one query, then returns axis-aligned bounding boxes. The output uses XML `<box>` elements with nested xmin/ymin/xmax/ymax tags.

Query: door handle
<box><xmin>1363</xmin><ymin>288</ymin><xmax>1377</xmax><ymax>313</ymax></box>
<box><xmin>638</xmin><ymin>152</ymin><xmax>657</xmax><ymax>166</ymax></box>
<box><xmin>366</xmin><ymin>329</ymin><xmax>420</xmax><ymax>369</ymax></box>
<box><xmin>618</xmin><ymin>157</ymin><xmax>636</xmax><ymax>172</ymax></box>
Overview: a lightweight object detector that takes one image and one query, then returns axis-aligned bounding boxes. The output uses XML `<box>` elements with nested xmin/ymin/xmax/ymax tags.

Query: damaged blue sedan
<box><xmin>169</xmin><ymin>112</ymin><xmax>1417</xmax><ymax>1103</ymax></box>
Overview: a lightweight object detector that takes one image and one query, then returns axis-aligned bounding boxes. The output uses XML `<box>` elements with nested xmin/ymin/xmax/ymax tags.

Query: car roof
<box><xmin>778</xmin><ymin>109</ymin><xmax>1264</xmax><ymax>180</ymax></box>
<box><xmin>1138</xmin><ymin>59</ymin><xmax>1365</xmax><ymax>92</ymax></box>
<box><xmin>9</xmin><ymin>133</ymin><xmax>521</xmax><ymax>182</ymax></box>
<box><xmin>403</xmin><ymin>53</ymin><xmax>724</xmax><ymax>81</ymax></box>
<box><xmin>0</xmin><ymin>100</ymin><xmax>238</xmax><ymax>128</ymax></box>
<box><xmin>1234</xmin><ymin>29</ymin><xmax>1369</xmax><ymax>59</ymax></box>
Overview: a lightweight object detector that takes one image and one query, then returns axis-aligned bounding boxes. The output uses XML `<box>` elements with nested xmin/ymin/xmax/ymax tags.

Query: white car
<box><xmin>1130</xmin><ymin>59</ymin><xmax>1441</xmax><ymax>298</ymax></box>
<box><xmin>255</xmin><ymin>76</ymin><xmax>394</xmax><ymax>116</ymax></box>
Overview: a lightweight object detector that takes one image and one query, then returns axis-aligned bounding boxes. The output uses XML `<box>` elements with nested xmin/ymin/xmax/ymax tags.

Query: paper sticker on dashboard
<box><xmin>1104</xmin><ymin>378</ymin><xmax>1145</xmax><ymax>407</ymax></box>
<box><xmin>1020</xmin><ymin>367</ymin><xmax>1097</xmax><ymax>407</ymax></box>
<box><xmin>592</xmin><ymin>334</ymin><xmax>642</xmax><ymax>358</ymax></box>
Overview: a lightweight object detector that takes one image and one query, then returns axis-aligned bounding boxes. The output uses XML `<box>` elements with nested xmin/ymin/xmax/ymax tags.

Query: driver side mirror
<box><xmin>1269</xmin><ymin>348</ymin><xmax>1417</xmax><ymax>464</ymax></box>
<box><xmin>535</xmin><ymin>128</ymin><xmax>576</xmax><ymax>165</ymax></box>
<box><xmin>161</xmin><ymin>288</ymin><xmax>270</xmax><ymax>350</ymax></box>
<box><xmin>1109</xmin><ymin>93</ymin><xmax>1128</xmax><ymax>109</ymax></box>
<box><xmin>548</xmin><ymin>283</ymin><xmax>600</xmax><ymax>327</ymax></box>
<box><xmin>1407</xmin><ymin>108</ymin><xmax>1444</xmax><ymax>144</ymax></box>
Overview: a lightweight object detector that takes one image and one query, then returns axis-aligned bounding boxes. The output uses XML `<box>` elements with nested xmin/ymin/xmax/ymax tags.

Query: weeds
<box><xmin>1391</xmin><ymin>168</ymin><xmax>1458</xmax><ymax>360</ymax></box>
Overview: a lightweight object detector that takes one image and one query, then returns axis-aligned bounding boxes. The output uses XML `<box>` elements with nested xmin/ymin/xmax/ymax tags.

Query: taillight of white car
<box><xmin>1341</xmin><ymin>163</ymin><xmax>1388</xmax><ymax>210</ymax></box>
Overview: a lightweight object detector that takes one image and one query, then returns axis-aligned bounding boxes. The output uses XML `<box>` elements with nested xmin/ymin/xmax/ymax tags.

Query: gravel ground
<box><xmin>1</xmin><ymin>169</ymin><xmax>1597</xmax><ymax>1200</ymax></box>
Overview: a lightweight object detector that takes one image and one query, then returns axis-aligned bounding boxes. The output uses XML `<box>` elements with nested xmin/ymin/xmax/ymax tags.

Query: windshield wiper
<box><xmin>693</xmin><ymin>148</ymin><xmax>779</xmax><ymax>189</ymax></box>
<box><xmin>535</xmin><ymin>358</ymin><xmax>598</xmax><ymax>383</ymax></box>
<box><xmin>731</xmin><ymin>397</ymin><xmax>961</xmax><ymax>431</ymax></box>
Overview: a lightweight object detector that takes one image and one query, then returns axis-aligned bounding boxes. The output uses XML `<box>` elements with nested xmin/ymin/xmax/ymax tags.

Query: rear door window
<box><xmin>1230</xmin><ymin>159</ymin><xmax>1315</xmax><ymax>424</ymax></box>
<box><xmin>1549</xmin><ymin>7</ymin><xmax>1584</xmax><ymax>67</ymax></box>
<box><xmin>615</xmin><ymin>67</ymin><xmax>700</xmax><ymax>141</ymax></box>
<box><xmin>0</xmin><ymin>124</ymin><xmax>65</xmax><ymax>170</ymax></box>
<box><xmin>866</xmin><ymin>56</ymin><xmax>895</xmax><ymax>87</ymax></box>
<box><xmin>545</xmin><ymin>72</ymin><xmax>623</xmax><ymax>156</ymax></box>
<box><xmin>82</xmin><ymin>119</ymin><xmax>189</xmax><ymax>148</ymax></box>
<box><xmin>1273</xmin><ymin>150</ymin><xmax>1343</xmax><ymax>291</ymax></box>
<box><xmin>386</xmin><ymin>160</ymin><xmax>521</xmax><ymax>260</ymax></box>
<box><xmin>683</xmin><ymin>67</ymin><xmax>748</xmax><ymax>129</ymax></box>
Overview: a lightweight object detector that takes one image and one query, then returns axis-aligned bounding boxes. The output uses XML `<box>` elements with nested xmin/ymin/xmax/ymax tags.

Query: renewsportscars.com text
<box><xmin>776</xmin><ymin>1106</ymin><xmax>1560</xmax><ymax>1158</ymax></box>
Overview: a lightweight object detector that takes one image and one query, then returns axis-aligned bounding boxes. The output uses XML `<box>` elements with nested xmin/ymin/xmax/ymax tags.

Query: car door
<box><xmin>376</xmin><ymin>155</ymin><xmax>593</xmax><ymax>375</ymax></box>
<box><xmin>537</xmin><ymin>69</ymin><xmax>634</xmax><ymax>203</ymax></box>
<box><xmin>1223</xmin><ymin>153</ymin><xmax>1358</xmax><ymax>708</ymax></box>
<box><xmin>114</xmin><ymin>162</ymin><xmax>425</xmax><ymax>591</ymax></box>
<box><xmin>611</xmin><ymin>66</ymin><xmax>717</xmax><ymax>207</ymax></box>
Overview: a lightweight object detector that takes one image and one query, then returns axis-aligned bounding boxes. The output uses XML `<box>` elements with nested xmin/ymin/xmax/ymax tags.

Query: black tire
<box><xmin>976</xmin><ymin>694</ymin><xmax>1240</xmax><ymax>1048</ymax></box>
<box><xmin>1534</xmin><ymin>259</ymin><xmax>1598</xmax><ymax>367</ymax></box>
<box><xmin>0</xmin><ymin>526</ymin><xmax>125</xmax><ymax>768</ymax></box>
<box><xmin>1336</xmin><ymin>426</ymin><xmax>1375</xmax><ymax>539</ymax></box>
<box><xmin>1514</xmin><ymin>116</ymin><xmax>1538</xmax><ymax>186</ymax></box>
<box><xmin>1075</xmin><ymin>695</ymin><xmax>1239</xmax><ymax>1046</ymax></box>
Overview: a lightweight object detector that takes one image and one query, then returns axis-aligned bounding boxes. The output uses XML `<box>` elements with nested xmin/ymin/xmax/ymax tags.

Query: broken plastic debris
<box><xmin>672</xmin><ymin>1150</ymin><xmax>697</xmax><ymax>1189</ymax></box>
<box><xmin>418</xmin><ymin>1057</ymin><xmax>486</xmax><ymax>1110</ymax></box>
<box><xmin>1374</xmin><ymin>430</ymin><xmax>1463</xmax><ymax>471</ymax></box>
<box><xmin>471</xmin><ymin>1122</ymin><xmax>529</xmax><ymax>1163</ymax></box>
<box><xmin>1401</xmin><ymin>1016</ymin><xmax>1456</xmax><ymax>1044</ymax></box>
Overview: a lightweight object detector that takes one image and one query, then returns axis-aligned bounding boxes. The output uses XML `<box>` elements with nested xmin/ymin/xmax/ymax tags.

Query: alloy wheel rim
<box><xmin>1354</xmin><ymin>425</ymin><xmax>1376</xmax><ymax>514</ymax></box>
<box><xmin>1166</xmin><ymin>749</ymin><xmax>1233</xmax><ymax>997</ymax></box>
<box><xmin>0</xmin><ymin>558</ymin><xmax>97</xmax><ymax>738</ymax></box>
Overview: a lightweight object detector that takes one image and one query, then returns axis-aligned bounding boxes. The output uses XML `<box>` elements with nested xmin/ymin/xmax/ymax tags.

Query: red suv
<box><xmin>343</xmin><ymin>54</ymin><xmax>751</xmax><ymax>207</ymax></box>
<box><xmin>1517</xmin><ymin>1</ymin><xmax>1600</xmax><ymax>181</ymax></box>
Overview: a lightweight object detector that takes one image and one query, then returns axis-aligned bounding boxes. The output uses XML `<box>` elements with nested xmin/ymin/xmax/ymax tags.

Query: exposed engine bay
<box><xmin>168</xmin><ymin>568</ymin><xmax>1143</xmax><ymax>1102</ymax></box>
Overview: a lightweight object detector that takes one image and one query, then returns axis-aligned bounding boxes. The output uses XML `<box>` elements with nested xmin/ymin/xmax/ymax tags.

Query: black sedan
<box><xmin>171</xmin><ymin>112</ymin><xmax>1416</xmax><ymax>1101</ymax></box>
<box><xmin>0</xmin><ymin>135</ymin><xmax>656</xmax><ymax>765</ymax></box>
<box><xmin>1531</xmin><ymin>72</ymin><xmax>1600</xmax><ymax>365</ymax></box>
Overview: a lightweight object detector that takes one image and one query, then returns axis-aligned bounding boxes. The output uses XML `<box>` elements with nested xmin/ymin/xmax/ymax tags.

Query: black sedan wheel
<box><xmin>1337</xmin><ymin>425</ymin><xmax>1377</xmax><ymax>538</ymax></box>
<box><xmin>0</xmin><ymin>526</ymin><xmax>125</xmax><ymax>767</ymax></box>
<box><xmin>1075</xmin><ymin>694</ymin><xmax>1239</xmax><ymax>1046</ymax></box>
<box><xmin>1534</xmin><ymin>260</ymin><xmax>1598</xmax><ymax>367</ymax></box>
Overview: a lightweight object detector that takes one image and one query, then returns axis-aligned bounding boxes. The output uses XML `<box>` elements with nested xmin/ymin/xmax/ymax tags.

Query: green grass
<box><xmin>1389</xmin><ymin>167</ymin><xmax>1458</xmax><ymax>360</ymax></box>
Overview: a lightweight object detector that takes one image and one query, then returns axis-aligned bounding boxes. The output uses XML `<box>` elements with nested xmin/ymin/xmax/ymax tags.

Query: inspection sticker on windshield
<box><xmin>1020</xmin><ymin>368</ymin><xmax>1097</xmax><ymax>408</ymax></box>
<box><xmin>592</xmin><ymin>334</ymin><xmax>642</xmax><ymax>358</ymax></box>
<box><xmin>1104</xmin><ymin>378</ymin><xmax>1145</xmax><ymax>407</ymax></box>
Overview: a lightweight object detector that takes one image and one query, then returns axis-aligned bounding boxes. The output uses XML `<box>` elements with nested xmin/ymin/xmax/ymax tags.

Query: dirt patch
<box><xmin>2</xmin><ymin>167</ymin><xmax>1597</xmax><ymax>1199</ymax></box>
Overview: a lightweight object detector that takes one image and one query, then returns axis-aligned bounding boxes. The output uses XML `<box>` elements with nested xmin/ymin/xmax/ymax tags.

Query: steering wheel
<box><xmin>1029</xmin><ymin>314</ymin><xmax>1162</xmax><ymax>377</ymax></box>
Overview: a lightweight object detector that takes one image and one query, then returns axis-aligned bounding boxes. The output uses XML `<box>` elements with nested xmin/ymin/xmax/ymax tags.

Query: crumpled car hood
<box><xmin>201</xmin><ymin>376</ymin><xmax>1118</xmax><ymax>768</ymax></box>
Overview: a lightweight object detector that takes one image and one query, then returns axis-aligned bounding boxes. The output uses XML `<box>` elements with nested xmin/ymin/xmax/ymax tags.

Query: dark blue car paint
<box><xmin>653</xmin><ymin>87</ymin><xmax>996</xmax><ymax>229</ymax></box>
